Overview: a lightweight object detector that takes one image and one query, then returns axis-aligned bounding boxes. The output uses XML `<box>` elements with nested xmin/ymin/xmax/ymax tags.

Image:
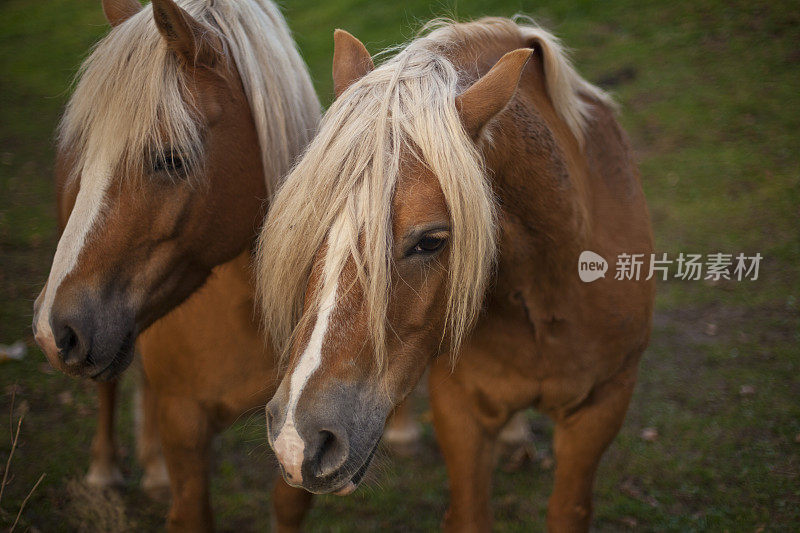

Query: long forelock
<box><xmin>258</xmin><ymin>32</ymin><xmax>498</xmax><ymax>368</ymax></box>
<box><xmin>58</xmin><ymin>0</ymin><xmax>319</xmax><ymax>193</ymax></box>
<box><xmin>59</xmin><ymin>4</ymin><xmax>202</xmax><ymax>184</ymax></box>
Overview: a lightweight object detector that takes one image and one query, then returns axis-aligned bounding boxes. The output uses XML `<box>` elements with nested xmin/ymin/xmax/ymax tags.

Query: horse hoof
<box><xmin>141</xmin><ymin>458</ymin><xmax>170</xmax><ymax>498</ymax></box>
<box><xmin>382</xmin><ymin>423</ymin><xmax>422</xmax><ymax>457</ymax></box>
<box><xmin>498</xmin><ymin>413</ymin><xmax>533</xmax><ymax>446</ymax></box>
<box><xmin>85</xmin><ymin>462</ymin><xmax>124</xmax><ymax>488</ymax></box>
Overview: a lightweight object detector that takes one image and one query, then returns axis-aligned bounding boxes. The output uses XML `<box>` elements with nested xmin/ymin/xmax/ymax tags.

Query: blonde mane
<box><xmin>257</xmin><ymin>17</ymin><xmax>609</xmax><ymax>366</ymax></box>
<box><xmin>59</xmin><ymin>0</ymin><xmax>320</xmax><ymax>194</ymax></box>
<box><xmin>423</xmin><ymin>16</ymin><xmax>614</xmax><ymax>144</ymax></box>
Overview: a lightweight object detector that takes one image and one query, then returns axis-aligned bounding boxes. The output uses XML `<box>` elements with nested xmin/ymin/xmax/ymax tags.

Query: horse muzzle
<box><xmin>266</xmin><ymin>385</ymin><xmax>386</xmax><ymax>495</ymax></box>
<box><xmin>33</xmin><ymin>287</ymin><xmax>136</xmax><ymax>381</ymax></box>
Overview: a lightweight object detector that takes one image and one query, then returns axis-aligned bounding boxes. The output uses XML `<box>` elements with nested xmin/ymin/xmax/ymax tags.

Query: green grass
<box><xmin>1</xmin><ymin>0</ymin><xmax>799</xmax><ymax>530</ymax></box>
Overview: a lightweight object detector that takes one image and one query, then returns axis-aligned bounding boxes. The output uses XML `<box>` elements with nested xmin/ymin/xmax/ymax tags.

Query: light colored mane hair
<box><xmin>59</xmin><ymin>0</ymin><xmax>320</xmax><ymax>194</ymax></box>
<box><xmin>424</xmin><ymin>15</ymin><xmax>614</xmax><ymax>145</ymax></box>
<box><xmin>257</xmin><ymin>17</ymin><xmax>609</xmax><ymax>367</ymax></box>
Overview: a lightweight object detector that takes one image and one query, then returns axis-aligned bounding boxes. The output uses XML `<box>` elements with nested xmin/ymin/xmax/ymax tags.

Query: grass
<box><xmin>1</xmin><ymin>0</ymin><xmax>798</xmax><ymax>530</ymax></box>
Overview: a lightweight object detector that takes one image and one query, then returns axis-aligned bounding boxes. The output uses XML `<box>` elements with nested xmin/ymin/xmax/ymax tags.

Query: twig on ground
<box><xmin>7</xmin><ymin>388</ymin><xmax>15</xmax><ymax>440</ymax></box>
<box><xmin>10</xmin><ymin>473</ymin><xmax>45</xmax><ymax>532</ymax></box>
<box><xmin>2</xmin><ymin>387</ymin><xmax>46</xmax><ymax>531</ymax></box>
<box><xmin>0</xmin><ymin>407</ymin><xmax>23</xmax><ymax>508</ymax></box>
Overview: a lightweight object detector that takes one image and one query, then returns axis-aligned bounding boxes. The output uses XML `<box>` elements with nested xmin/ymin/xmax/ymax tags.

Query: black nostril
<box><xmin>314</xmin><ymin>428</ymin><xmax>349</xmax><ymax>478</ymax></box>
<box><xmin>320</xmin><ymin>429</ymin><xmax>334</xmax><ymax>450</ymax></box>
<box><xmin>58</xmin><ymin>324</ymin><xmax>77</xmax><ymax>354</ymax></box>
<box><xmin>54</xmin><ymin>320</ymin><xmax>88</xmax><ymax>366</ymax></box>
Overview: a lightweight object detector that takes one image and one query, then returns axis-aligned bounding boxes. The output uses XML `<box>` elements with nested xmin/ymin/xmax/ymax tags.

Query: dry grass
<box><xmin>63</xmin><ymin>479</ymin><xmax>137</xmax><ymax>533</ymax></box>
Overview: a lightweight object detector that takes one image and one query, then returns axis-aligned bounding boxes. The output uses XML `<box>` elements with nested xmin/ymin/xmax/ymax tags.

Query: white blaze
<box><xmin>272</xmin><ymin>217</ymin><xmax>349</xmax><ymax>483</ymax></box>
<box><xmin>35</xmin><ymin>158</ymin><xmax>111</xmax><ymax>347</ymax></box>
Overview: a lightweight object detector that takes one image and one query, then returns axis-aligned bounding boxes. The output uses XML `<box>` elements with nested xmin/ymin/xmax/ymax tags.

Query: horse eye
<box><xmin>152</xmin><ymin>150</ymin><xmax>186</xmax><ymax>175</ymax></box>
<box><xmin>410</xmin><ymin>235</ymin><xmax>447</xmax><ymax>256</ymax></box>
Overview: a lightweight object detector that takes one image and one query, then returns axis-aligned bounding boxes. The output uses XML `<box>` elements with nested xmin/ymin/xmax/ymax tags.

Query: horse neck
<box><xmin>472</xmin><ymin>49</ymin><xmax>592</xmax><ymax>310</ymax></box>
<box><xmin>216</xmin><ymin>249</ymin><xmax>258</xmax><ymax>302</ymax></box>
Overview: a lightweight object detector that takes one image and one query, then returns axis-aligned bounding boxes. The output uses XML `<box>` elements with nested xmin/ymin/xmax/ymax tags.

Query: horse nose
<box><xmin>308</xmin><ymin>425</ymin><xmax>349</xmax><ymax>478</ymax></box>
<box><xmin>50</xmin><ymin>308</ymin><xmax>91</xmax><ymax>368</ymax></box>
<box><xmin>35</xmin><ymin>283</ymin><xmax>136</xmax><ymax>380</ymax></box>
<box><xmin>269</xmin><ymin>398</ymin><xmax>351</xmax><ymax>486</ymax></box>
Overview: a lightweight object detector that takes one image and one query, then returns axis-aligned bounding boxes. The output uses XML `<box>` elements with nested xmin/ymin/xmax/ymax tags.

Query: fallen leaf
<box><xmin>58</xmin><ymin>391</ymin><xmax>74</xmax><ymax>405</ymax></box>
<box><xmin>0</xmin><ymin>340</ymin><xmax>27</xmax><ymax>362</ymax></box>
<box><xmin>620</xmin><ymin>478</ymin><xmax>660</xmax><ymax>507</ymax></box>
<box><xmin>640</xmin><ymin>427</ymin><xmax>658</xmax><ymax>442</ymax></box>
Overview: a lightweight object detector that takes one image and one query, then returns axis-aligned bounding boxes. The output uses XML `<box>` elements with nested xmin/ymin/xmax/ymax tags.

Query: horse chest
<box><xmin>139</xmin><ymin>257</ymin><xmax>281</xmax><ymax>421</ymax></box>
<box><xmin>470</xmin><ymin>286</ymin><xmax>631</xmax><ymax>413</ymax></box>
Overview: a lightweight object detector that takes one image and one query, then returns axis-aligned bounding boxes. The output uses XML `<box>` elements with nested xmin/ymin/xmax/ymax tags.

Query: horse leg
<box><xmin>86</xmin><ymin>380</ymin><xmax>124</xmax><ymax>487</ymax></box>
<box><xmin>429</xmin><ymin>359</ymin><xmax>506</xmax><ymax>532</ymax></box>
<box><xmin>135</xmin><ymin>364</ymin><xmax>169</xmax><ymax>494</ymax></box>
<box><xmin>270</xmin><ymin>477</ymin><xmax>313</xmax><ymax>532</ymax></box>
<box><xmin>547</xmin><ymin>363</ymin><xmax>638</xmax><ymax>532</ymax></box>
<box><xmin>382</xmin><ymin>398</ymin><xmax>421</xmax><ymax>455</ymax></box>
<box><xmin>158</xmin><ymin>395</ymin><xmax>214</xmax><ymax>532</ymax></box>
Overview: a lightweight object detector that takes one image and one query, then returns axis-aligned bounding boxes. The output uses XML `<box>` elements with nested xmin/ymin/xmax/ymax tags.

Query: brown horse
<box><xmin>32</xmin><ymin>0</ymin><xmax>321</xmax><ymax>530</ymax></box>
<box><xmin>257</xmin><ymin>17</ymin><xmax>654</xmax><ymax>530</ymax></box>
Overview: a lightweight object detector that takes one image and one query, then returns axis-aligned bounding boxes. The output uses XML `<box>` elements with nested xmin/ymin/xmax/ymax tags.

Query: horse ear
<box><xmin>455</xmin><ymin>48</ymin><xmax>533</xmax><ymax>139</ymax></box>
<box><xmin>102</xmin><ymin>0</ymin><xmax>141</xmax><ymax>27</ymax></box>
<box><xmin>332</xmin><ymin>29</ymin><xmax>374</xmax><ymax>98</ymax></box>
<box><xmin>151</xmin><ymin>0</ymin><xmax>221</xmax><ymax>68</ymax></box>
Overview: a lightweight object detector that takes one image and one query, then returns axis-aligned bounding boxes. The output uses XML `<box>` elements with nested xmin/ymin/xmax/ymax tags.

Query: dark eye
<box><xmin>152</xmin><ymin>150</ymin><xmax>186</xmax><ymax>175</ymax></box>
<box><xmin>409</xmin><ymin>235</ymin><xmax>447</xmax><ymax>256</ymax></box>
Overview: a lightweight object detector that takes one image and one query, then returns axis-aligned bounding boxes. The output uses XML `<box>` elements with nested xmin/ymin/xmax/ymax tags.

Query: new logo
<box><xmin>578</xmin><ymin>251</ymin><xmax>608</xmax><ymax>282</ymax></box>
